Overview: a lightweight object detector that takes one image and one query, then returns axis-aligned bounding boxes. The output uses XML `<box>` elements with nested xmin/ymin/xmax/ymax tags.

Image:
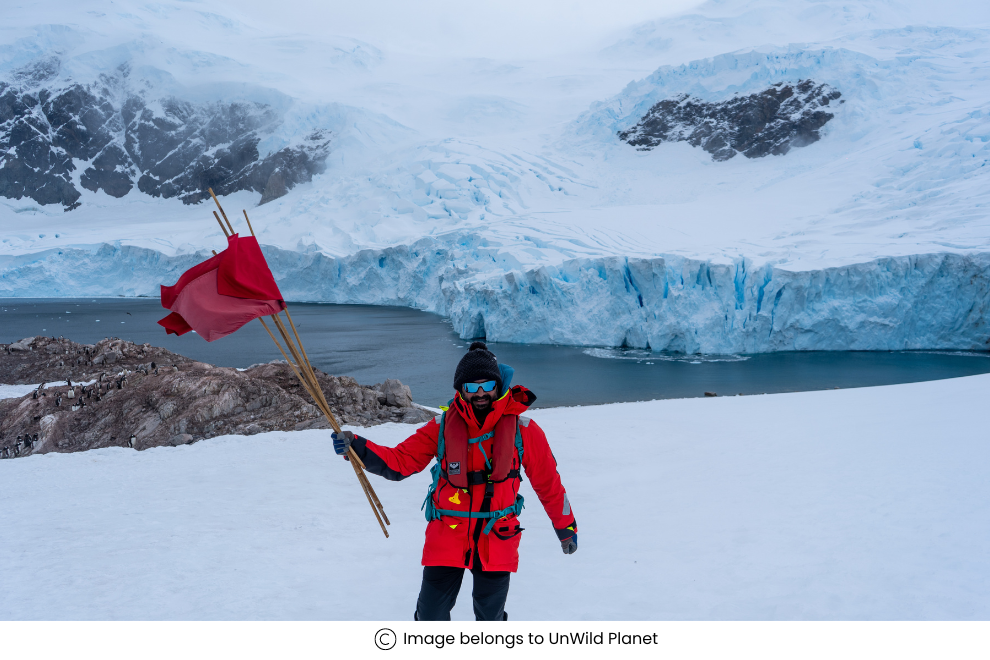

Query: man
<box><xmin>332</xmin><ymin>341</ymin><xmax>577</xmax><ymax>621</ymax></box>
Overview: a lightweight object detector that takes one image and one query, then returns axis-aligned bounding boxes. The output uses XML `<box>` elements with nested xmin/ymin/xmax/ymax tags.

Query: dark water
<box><xmin>3</xmin><ymin>298</ymin><xmax>990</xmax><ymax>408</ymax></box>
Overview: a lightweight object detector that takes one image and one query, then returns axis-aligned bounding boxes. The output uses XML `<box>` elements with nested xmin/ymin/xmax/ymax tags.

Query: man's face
<box><xmin>462</xmin><ymin>379</ymin><xmax>497</xmax><ymax>413</ymax></box>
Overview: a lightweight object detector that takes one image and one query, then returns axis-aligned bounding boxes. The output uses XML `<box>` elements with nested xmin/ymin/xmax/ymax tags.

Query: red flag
<box><xmin>158</xmin><ymin>235</ymin><xmax>286</xmax><ymax>342</ymax></box>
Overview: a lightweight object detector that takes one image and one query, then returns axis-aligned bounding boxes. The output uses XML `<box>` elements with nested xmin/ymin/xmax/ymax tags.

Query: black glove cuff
<box><xmin>555</xmin><ymin>524</ymin><xmax>577</xmax><ymax>541</ymax></box>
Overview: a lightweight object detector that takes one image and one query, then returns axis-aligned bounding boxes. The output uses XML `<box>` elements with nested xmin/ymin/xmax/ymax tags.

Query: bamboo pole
<box><xmin>206</xmin><ymin>190</ymin><xmax>390</xmax><ymax>537</ymax></box>
<box><xmin>272</xmin><ymin>313</ymin><xmax>372</xmax><ymax>474</ymax></box>
<box><xmin>262</xmin><ymin>314</ymin><xmax>389</xmax><ymax>537</ymax></box>
<box><xmin>271</xmin><ymin>315</ymin><xmax>325</xmax><ymax>411</ymax></box>
<box><xmin>208</xmin><ymin>187</ymin><xmax>235</xmax><ymax>235</ymax></box>
<box><xmin>242</xmin><ymin>209</ymin><xmax>256</xmax><ymax>237</ymax></box>
<box><xmin>282</xmin><ymin>308</ymin><xmax>390</xmax><ymax>524</ymax></box>
<box><xmin>268</xmin><ymin>311</ymin><xmax>386</xmax><ymax>521</ymax></box>
<box><xmin>213</xmin><ymin>211</ymin><xmax>229</xmax><ymax>238</ymax></box>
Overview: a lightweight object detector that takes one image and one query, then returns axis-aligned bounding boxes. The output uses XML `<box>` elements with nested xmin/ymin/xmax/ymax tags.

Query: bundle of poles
<box><xmin>205</xmin><ymin>188</ymin><xmax>390</xmax><ymax>538</ymax></box>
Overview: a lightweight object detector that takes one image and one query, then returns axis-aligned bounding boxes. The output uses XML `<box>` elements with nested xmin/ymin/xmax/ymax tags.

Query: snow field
<box><xmin>0</xmin><ymin>384</ymin><xmax>39</xmax><ymax>400</ymax></box>
<box><xmin>0</xmin><ymin>380</ymin><xmax>96</xmax><ymax>401</ymax></box>
<box><xmin>1</xmin><ymin>374</ymin><xmax>988</xmax><ymax>620</ymax></box>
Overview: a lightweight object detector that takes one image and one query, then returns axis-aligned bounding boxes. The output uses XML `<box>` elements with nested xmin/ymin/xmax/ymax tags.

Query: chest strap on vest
<box><xmin>430</xmin><ymin>494</ymin><xmax>526</xmax><ymax>535</ymax></box>
<box><xmin>441</xmin><ymin>468</ymin><xmax>520</xmax><ymax>485</ymax></box>
<box><xmin>468</xmin><ymin>431</ymin><xmax>494</xmax><ymax>469</ymax></box>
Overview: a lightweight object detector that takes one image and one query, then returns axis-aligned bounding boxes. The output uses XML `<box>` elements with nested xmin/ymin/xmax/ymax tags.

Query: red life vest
<box><xmin>440</xmin><ymin>411</ymin><xmax>520</xmax><ymax>487</ymax></box>
<box><xmin>422</xmin><ymin>407</ymin><xmax>526</xmax><ymax>535</ymax></box>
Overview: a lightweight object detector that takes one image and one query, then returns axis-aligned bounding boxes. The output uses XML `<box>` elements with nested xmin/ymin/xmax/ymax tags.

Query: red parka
<box><xmin>350</xmin><ymin>385</ymin><xmax>576</xmax><ymax>572</ymax></box>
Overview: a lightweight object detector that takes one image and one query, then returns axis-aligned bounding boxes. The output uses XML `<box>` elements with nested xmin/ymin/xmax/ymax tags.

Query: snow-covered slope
<box><xmin>2</xmin><ymin>0</ymin><xmax>990</xmax><ymax>351</ymax></box>
<box><xmin>2</xmin><ymin>374</ymin><xmax>988</xmax><ymax>620</ymax></box>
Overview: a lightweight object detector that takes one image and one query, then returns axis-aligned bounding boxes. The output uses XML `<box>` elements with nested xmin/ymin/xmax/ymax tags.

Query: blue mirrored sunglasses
<box><xmin>463</xmin><ymin>380</ymin><xmax>497</xmax><ymax>393</ymax></box>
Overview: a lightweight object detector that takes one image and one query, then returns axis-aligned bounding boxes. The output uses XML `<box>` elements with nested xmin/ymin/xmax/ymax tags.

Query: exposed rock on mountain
<box><xmin>0</xmin><ymin>336</ymin><xmax>433</xmax><ymax>458</ymax></box>
<box><xmin>1</xmin><ymin>334</ymin><xmax>194</xmax><ymax>384</ymax></box>
<box><xmin>0</xmin><ymin>59</ymin><xmax>331</xmax><ymax>210</ymax></box>
<box><xmin>618</xmin><ymin>80</ymin><xmax>842</xmax><ymax>161</ymax></box>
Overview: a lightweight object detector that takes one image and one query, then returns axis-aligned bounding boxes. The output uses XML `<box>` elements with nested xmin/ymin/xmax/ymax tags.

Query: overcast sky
<box><xmin>211</xmin><ymin>0</ymin><xmax>706</xmax><ymax>58</ymax></box>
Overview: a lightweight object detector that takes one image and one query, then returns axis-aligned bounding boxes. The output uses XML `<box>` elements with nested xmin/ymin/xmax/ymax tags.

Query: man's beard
<box><xmin>471</xmin><ymin>395</ymin><xmax>494</xmax><ymax>411</ymax></box>
<box><xmin>471</xmin><ymin>395</ymin><xmax>494</xmax><ymax>421</ymax></box>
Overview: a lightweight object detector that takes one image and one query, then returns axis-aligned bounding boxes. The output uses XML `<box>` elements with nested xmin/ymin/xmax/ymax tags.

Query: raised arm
<box><xmin>338</xmin><ymin>418</ymin><xmax>440</xmax><ymax>481</ymax></box>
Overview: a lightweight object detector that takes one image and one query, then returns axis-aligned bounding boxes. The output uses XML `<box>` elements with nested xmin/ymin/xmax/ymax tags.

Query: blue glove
<box><xmin>332</xmin><ymin>430</ymin><xmax>354</xmax><ymax>457</ymax></box>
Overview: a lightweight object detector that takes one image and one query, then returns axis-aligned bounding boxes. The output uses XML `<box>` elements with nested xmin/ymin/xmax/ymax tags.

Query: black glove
<box><xmin>332</xmin><ymin>431</ymin><xmax>354</xmax><ymax>458</ymax></box>
<box><xmin>556</xmin><ymin>525</ymin><xmax>578</xmax><ymax>555</ymax></box>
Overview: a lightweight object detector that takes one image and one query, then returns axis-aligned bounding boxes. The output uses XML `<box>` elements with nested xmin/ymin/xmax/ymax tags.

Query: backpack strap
<box><xmin>515</xmin><ymin>417</ymin><xmax>526</xmax><ymax>462</ymax></box>
<box><xmin>436</xmin><ymin>411</ymin><xmax>446</xmax><ymax>462</ymax></box>
<box><xmin>421</xmin><ymin>408</ymin><xmax>449</xmax><ymax>522</ymax></box>
<box><xmin>468</xmin><ymin>430</ymin><xmax>494</xmax><ymax>469</ymax></box>
<box><xmin>431</xmin><ymin>494</ymin><xmax>526</xmax><ymax>535</ymax></box>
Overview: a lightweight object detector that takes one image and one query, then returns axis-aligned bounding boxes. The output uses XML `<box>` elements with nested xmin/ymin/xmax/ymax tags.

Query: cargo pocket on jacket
<box><xmin>423</xmin><ymin>518</ymin><xmax>470</xmax><ymax>567</ymax></box>
<box><xmin>486</xmin><ymin>516</ymin><xmax>523</xmax><ymax>567</ymax></box>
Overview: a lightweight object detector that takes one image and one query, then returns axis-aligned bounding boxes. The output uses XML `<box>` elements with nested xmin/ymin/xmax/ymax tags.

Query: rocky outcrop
<box><xmin>0</xmin><ymin>336</ymin><xmax>433</xmax><ymax>458</ymax></box>
<box><xmin>618</xmin><ymin>79</ymin><xmax>841</xmax><ymax>161</ymax></box>
<box><xmin>1</xmin><ymin>335</ymin><xmax>196</xmax><ymax>384</ymax></box>
<box><xmin>0</xmin><ymin>58</ymin><xmax>331</xmax><ymax>210</ymax></box>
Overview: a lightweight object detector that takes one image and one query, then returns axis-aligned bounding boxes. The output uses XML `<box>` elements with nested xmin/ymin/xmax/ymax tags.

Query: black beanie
<box><xmin>453</xmin><ymin>341</ymin><xmax>502</xmax><ymax>393</ymax></box>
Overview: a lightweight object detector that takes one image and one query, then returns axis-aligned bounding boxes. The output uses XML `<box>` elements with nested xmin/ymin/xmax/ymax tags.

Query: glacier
<box><xmin>2</xmin><ymin>0</ymin><xmax>990</xmax><ymax>353</ymax></box>
<box><xmin>3</xmin><ymin>241</ymin><xmax>988</xmax><ymax>353</ymax></box>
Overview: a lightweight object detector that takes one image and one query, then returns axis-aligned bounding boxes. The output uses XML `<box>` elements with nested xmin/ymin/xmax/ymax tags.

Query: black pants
<box><xmin>415</xmin><ymin>562</ymin><xmax>510</xmax><ymax>621</ymax></box>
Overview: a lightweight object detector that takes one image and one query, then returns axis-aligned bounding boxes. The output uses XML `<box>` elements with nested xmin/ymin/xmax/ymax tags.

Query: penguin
<box><xmin>128</xmin><ymin>435</ymin><xmax>136</xmax><ymax>448</ymax></box>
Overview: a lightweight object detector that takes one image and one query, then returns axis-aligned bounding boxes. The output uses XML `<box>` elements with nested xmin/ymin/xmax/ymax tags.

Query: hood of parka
<box><xmin>451</xmin><ymin>385</ymin><xmax>536</xmax><ymax>435</ymax></box>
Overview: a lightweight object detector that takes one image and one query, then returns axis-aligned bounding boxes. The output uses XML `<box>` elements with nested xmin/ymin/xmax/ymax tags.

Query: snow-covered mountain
<box><xmin>2</xmin><ymin>0</ymin><xmax>990</xmax><ymax>352</ymax></box>
<box><xmin>0</xmin><ymin>57</ymin><xmax>331</xmax><ymax>208</ymax></box>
